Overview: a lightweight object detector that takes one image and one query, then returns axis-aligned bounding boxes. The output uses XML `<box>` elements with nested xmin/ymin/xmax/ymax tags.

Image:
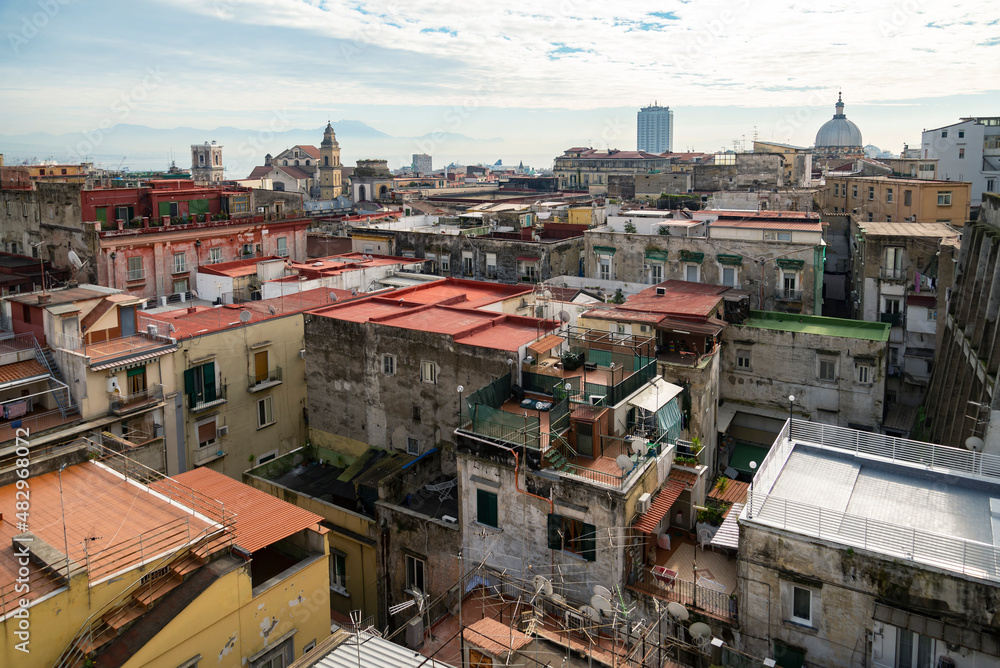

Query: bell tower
<box><xmin>318</xmin><ymin>121</ymin><xmax>343</xmax><ymax>199</ymax></box>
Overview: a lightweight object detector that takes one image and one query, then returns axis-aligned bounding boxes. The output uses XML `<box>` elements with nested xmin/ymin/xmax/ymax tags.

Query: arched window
<box><xmin>305</xmin><ymin>160</ymin><xmax>310</xmax><ymax>166</ymax></box>
<box><xmin>324</xmin><ymin>156</ymin><xmax>329</xmax><ymax>166</ymax></box>
<box><xmin>359</xmin><ymin>185</ymin><xmax>367</xmax><ymax>201</ymax></box>
<box><xmin>283</xmin><ymin>160</ymin><xmax>288</xmax><ymax>166</ymax></box>
<box><xmin>294</xmin><ymin>160</ymin><xmax>299</xmax><ymax>166</ymax></box>
<box><xmin>379</xmin><ymin>185</ymin><xmax>388</xmax><ymax>198</ymax></box>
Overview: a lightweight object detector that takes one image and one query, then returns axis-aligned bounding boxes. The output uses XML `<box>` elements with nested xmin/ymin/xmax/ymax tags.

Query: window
<box><xmin>420</xmin><ymin>360</ymin><xmax>437</xmax><ymax>384</ymax></box>
<box><xmin>405</xmin><ymin>554</ymin><xmax>425</xmax><ymax>593</ymax></box>
<box><xmin>886</xmin><ymin>215</ymin><xmax>892</xmax><ymax>223</ymax></box>
<box><xmin>249</xmin><ymin>636</ymin><xmax>294</xmax><ymax>668</ymax></box>
<box><xmin>886</xmin><ymin>188</ymin><xmax>893</xmax><ymax>203</ymax></box>
<box><xmin>197</xmin><ymin>418</ymin><xmax>217</xmax><ymax>449</ymax></box>
<box><xmin>941</xmin><ymin>131</ymin><xmax>948</xmax><ymax>138</ymax></box>
<box><xmin>598</xmin><ymin>257</ymin><xmax>611</xmax><ymax>281</ymax></box>
<box><xmin>819</xmin><ymin>357</ymin><xmax>836</xmax><ymax>382</ymax></box>
<box><xmin>937</xmin><ymin>191</ymin><xmax>952</xmax><ymax>206</ymax></box>
<box><xmin>116</xmin><ymin>205</ymin><xmax>135</xmax><ymax>221</ymax></box>
<box><xmin>462</xmin><ymin>251</ymin><xmax>473</xmax><ymax>276</ymax></box>
<box><xmin>895</xmin><ymin>629</ymin><xmax>933</xmax><ymax>668</ymax></box>
<box><xmin>127</xmin><ymin>365</ymin><xmax>147</xmax><ymax>395</ymax></box>
<box><xmin>257</xmin><ymin>396</ymin><xmax>274</xmax><ymax>428</ymax></box>
<box><xmin>276</xmin><ymin>237</ymin><xmax>288</xmax><ymax>257</ymax></box>
<box><xmin>885</xmin><ymin>247</ymin><xmax>903</xmax><ymax>279</ymax></box>
<box><xmin>546</xmin><ymin>514</ymin><xmax>596</xmax><ymax>561</ymax></box>
<box><xmin>737</xmin><ymin>350</ymin><xmax>751</xmax><ymax>370</ymax></box>
<box><xmin>649</xmin><ymin>263</ymin><xmax>663</xmax><ymax>284</ymax></box>
<box><xmin>777</xmin><ymin>231</ymin><xmax>791</xmax><ymax>241</ymax></box>
<box><xmin>782</xmin><ymin>272</ymin><xmax>798</xmax><ymax>298</ymax></box>
<box><xmin>791</xmin><ymin>586</ymin><xmax>812</xmax><ymax>626</ymax></box>
<box><xmin>886</xmin><ymin>390</ymin><xmax>898</xmax><ymax>404</ymax></box>
<box><xmin>834</xmin><ymin>183</ymin><xmax>840</xmax><ymax>196</ymax></box>
<box><xmin>184</xmin><ymin>363</ymin><xmax>219</xmax><ymax>408</ymax></box>
<box><xmin>958</xmin><ymin>130</ymin><xmax>965</xmax><ymax>138</ymax></box>
<box><xmin>868</xmin><ymin>186</ymin><xmax>875</xmax><ymax>200</ymax></box>
<box><xmin>852</xmin><ymin>185</ymin><xmax>858</xmax><ymax>198</ymax></box>
<box><xmin>411</xmin><ymin>404</ymin><xmax>421</xmax><ymax>423</ymax></box>
<box><xmin>477</xmin><ymin>489</ymin><xmax>499</xmax><ymax>528</ymax></box>
<box><xmin>520</xmin><ymin>260</ymin><xmax>537</xmax><ymax>283</ymax></box>
<box><xmin>867</xmin><ymin>212</ymin><xmax>874</xmax><ymax>222</ymax></box>
<box><xmin>885</xmin><ymin>297</ymin><xmax>901</xmax><ymax>315</ymax></box>
<box><xmin>441</xmin><ymin>255</ymin><xmax>450</xmax><ymax>272</ymax></box>
<box><xmin>209</xmin><ymin>247</ymin><xmax>222</xmax><ymax>264</ymax></box>
<box><xmin>406</xmin><ymin>436</ymin><xmax>419</xmax><ymax>455</ymax></box>
<box><xmin>173</xmin><ymin>251</ymin><xmax>187</xmax><ymax>274</ymax></box>
<box><xmin>927</xmin><ymin>308</ymin><xmax>937</xmax><ymax>320</ymax></box>
<box><xmin>253</xmin><ymin>350</ymin><xmax>270</xmax><ymax>385</ymax></box>
<box><xmin>904</xmin><ymin>189</ymin><xmax>912</xmax><ymax>206</ymax></box>
<box><xmin>684</xmin><ymin>264</ymin><xmax>700</xmax><ymax>283</ymax></box>
<box><xmin>485</xmin><ymin>253</ymin><xmax>497</xmax><ymax>278</ymax></box>
<box><xmin>383</xmin><ymin>354</ymin><xmax>395</xmax><ymax>375</ymax></box>
<box><xmin>857</xmin><ymin>364</ymin><xmax>872</xmax><ymax>384</ymax></box>
<box><xmin>959</xmin><ymin>148</ymin><xmax>965</xmax><ymax>159</ymax></box>
<box><xmin>127</xmin><ymin>256</ymin><xmax>144</xmax><ymax>281</ymax></box>
<box><xmin>330</xmin><ymin>552</ymin><xmax>347</xmax><ymax>592</ymax></box>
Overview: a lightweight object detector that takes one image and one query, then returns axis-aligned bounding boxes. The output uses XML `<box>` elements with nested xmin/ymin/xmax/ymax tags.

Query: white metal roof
<box><xmin>314</xmin><ymin>632</ymin><xmax>454</xmax><ymax>668</ymax></box>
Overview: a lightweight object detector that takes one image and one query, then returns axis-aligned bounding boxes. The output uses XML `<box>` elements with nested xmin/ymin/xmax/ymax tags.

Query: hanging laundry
<box><xmin>3</xmin><ymin>400</ymin><xmax>28</xmax><ymax>420</ymax></box>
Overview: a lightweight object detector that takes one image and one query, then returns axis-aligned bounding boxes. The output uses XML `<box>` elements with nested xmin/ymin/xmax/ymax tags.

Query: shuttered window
<box><xmin>477</xmin><ymin>489</ymin><xmax>498</xmax><ymax>528</ymax></box>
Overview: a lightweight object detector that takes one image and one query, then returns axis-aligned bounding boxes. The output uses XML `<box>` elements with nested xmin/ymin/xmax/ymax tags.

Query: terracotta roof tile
<box><xmin>708</xmin><ymin>478</ymin><xmax>749</xmax><ymax>505</ymax></box>
<box><xmin>0</xmin><ymin>359</ymin><xmax>48</xmax><ymax>384</ymax></box>
<box><xmin>669</xmin><ymin>468</ymin><xmax>698</xmax><ymax>486</ymax></box>
<box><xmin>170</xmin><ymin>467</ymin><xmax>324</xmax><ymax>553</ymax></box>
<box><xmin>465</xmin><ymin>617</ymin><xmax>533</xmax><ymax>655</ymax></box>
<box><xmin>633</xmin><ymin>481</ymin><xmax>685</xmax><ymax>534</ymax></box>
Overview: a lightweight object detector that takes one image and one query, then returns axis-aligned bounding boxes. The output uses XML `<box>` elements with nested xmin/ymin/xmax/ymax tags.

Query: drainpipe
<box><xmin>456</xmin><ymin>430</ymin><xmax>553</xmax><ymax>513</ymax></box>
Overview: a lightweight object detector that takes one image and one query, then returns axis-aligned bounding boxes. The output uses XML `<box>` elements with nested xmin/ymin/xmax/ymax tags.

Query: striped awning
<box><xmin>710</xmin><ymin>502</ymin><xmax>744</xmax><ymax>549</ymax></box>
<box><xmin>90</xmin><ymin>346</ymin><xmax>177</xmax><ymax>371</ymax></box>
<box><xmin>633</xmin><ymin>481</ymin><xmax>685</xmax><ymax>534</ymax></box>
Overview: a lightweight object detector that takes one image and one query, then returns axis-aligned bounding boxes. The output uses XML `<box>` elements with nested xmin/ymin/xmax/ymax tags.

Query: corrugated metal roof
<box><xmin>633</xmin><ymin>481</ymin><xmax>685</xmax><ymax>534</ymax></box>
<box><xmin>711</xmin><ymin>502</ymin><xmax>743</xmax><ymax>549</ymax></box>
<box><xmin>170</xmin><ymin>467</ymin><xmax>324</xmax><ymax>553</ymax></box>
<box><xmin>315</xmin><ymin>631</ymin><xmax>454</xmax><ymax>668</ymax></box>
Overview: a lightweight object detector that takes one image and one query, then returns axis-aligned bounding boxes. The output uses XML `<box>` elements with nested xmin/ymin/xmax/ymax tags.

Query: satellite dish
<box><xmin>67</xmin><ymin>250</ymin><xmax>83</xmax><ymax>270</ymax></box>
<box><xmin>590</xmin><ymin>595</ymin><xmax>613</xmax><ymax>616</ymax></box>
<box><xmin>966</xmin><ymin>436</ymin><xmax>985</xmax><ymax>453</ymax></box>
<box><xmin>267</xmin><ymin>305</ymin><xmax>276</xmax><ymax>315</ymax></box>
<box><xmin>239</xmin><ymin>310</ymin><xmax>252</xmax><ymax>323</ymax></box>
<box><xmin>328</xmin><ymin>292</ymin><xmax>338</xmax><ymax>302</ymax></box>
<box><xmin>559</xmin><ymin>310</ymin><xmax>570</xmax><ymax>323</ymax></box>
<box><xmin>593</xmin><ymin>585</ymin><xmax>613</xmax><ymax>600</ymax></box>
<box><xmin>667</xmin><ymin>602</ymin><xmax>689</xmax><ymax>621</ymax></box>
<box><xmin>689</xmin><ymin>621</ymin><xmax>711</xmax><ymax>641</ymax></box>
<box><xmin>533</xmin><ymin>575</ymin><xmax>553</xmax><ymax>597</ymax></box>
<box><xmin>550</xmin><ymin>593</ymin><xmax>565</xmax><ymax>605</ymax></box>
<box><xmin>616</xmin><ymin>454</ymin><xmax>634</xmax><ymax>472</ymax></box>
<box><xmin>580</xmin><ymin>605</ymin><xmax>600</xmax><ymax>623</ymax></box>
<box><xmin>631</xmin><ymin>439</ymin><xmax>648</xmax><ymax>456</ymax></box>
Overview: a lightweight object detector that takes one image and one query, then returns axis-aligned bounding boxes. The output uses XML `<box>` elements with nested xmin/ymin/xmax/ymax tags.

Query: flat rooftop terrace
<box><xmin>744</xmin><ymin>420</ymin><xmax>1000</xmax><ymax>583</ymax></box>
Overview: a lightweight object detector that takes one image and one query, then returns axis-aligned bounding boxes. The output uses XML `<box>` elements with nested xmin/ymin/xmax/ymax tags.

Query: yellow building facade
<box><xmin>820</xmin><ymin>176</ymin><xmax>971</xmax><ymax>227</ymax></box>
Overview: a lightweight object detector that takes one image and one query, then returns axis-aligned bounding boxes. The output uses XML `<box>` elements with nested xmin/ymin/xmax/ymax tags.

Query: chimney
<box><xmin>38</xmin><ymin>294</ymin><xmax>51</xmax><ymax>304</ymax></box>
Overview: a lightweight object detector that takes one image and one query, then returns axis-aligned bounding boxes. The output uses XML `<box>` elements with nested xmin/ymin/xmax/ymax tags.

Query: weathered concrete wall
<box><xmin>305</xmin><ymin>315</ymin><xmax>517</xmax><ymax>458</ymax></box>
<box><xmin>720</xmin><ymin>323</ymin><xmax>886</xmax><ymax>429</ymax></box>
<box><xmin>693</xmin><ymin>154</ymin><xmax>785</xmax><ymax>191</ymax></box>
<box><xmin>393</xmin><ymin>230</ymin><xmax>584</xmax><ymax>284</ymax></box>
<box><xmin>707</xmin><ymin>189</ymin><xmax>816</xmax><ymax>213</ymax></box>
<box><xmin>635</xmin><ymin>173</ymin><xmax>692</xmax><ymax>198</ymax></box>
<box><xmin>739</xmin><ymin>521</ymin><xmax>1000</xmax><ymax>667</ymax></box>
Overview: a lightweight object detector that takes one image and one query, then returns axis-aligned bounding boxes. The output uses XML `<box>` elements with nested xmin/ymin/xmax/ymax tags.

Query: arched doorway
<box><xmin>378</xmin><ymin>185</ymin><xmax>388</xmax><ymax>199</ymax></box>
<box><xmin>358</xmin><ymin>185</ymin><xmax>367</xmax><ymax>201</ymax></box>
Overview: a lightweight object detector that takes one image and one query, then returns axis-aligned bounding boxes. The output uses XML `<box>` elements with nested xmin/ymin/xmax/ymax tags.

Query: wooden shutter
<box><xmin>198</xmin><ymin>421</ymin><xmax>216</xmax><ymax>445</ymax></box>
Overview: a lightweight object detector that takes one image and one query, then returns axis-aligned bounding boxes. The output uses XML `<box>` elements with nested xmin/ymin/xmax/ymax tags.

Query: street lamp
<box><xmin>788</xmin><ymin>394</ymin><xmax>795</xmax><ymax>423</ymax></box>
<box><xmin>457</xmin><ymin>385</ymin><xmax>464</xmax><ymax>423</ymax></box>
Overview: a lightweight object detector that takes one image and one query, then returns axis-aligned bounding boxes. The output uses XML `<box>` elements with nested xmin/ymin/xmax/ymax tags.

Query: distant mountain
<box><xmin>0</xmin><ymin>121</ymin><xmax>501</xmax><ymax>172</ymax></box>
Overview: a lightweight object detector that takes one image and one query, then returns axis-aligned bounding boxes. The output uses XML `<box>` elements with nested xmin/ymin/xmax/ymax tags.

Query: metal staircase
<box><xmin>33</xmin><ymin>341</ymin><xmax>74</xmax><ymax>418</ymax></box>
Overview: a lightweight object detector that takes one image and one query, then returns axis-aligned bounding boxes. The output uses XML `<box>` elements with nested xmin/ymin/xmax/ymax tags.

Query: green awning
<box><xmin>680</xmin><ymin>250</ymin><xmax>704</xmax><ymax>263</ymax></box>
<box><xmin>729</xmin><ymin>443</ymin><xmax>771</xmax><ymax>475</ymax></box>
<box><xmin>776</xmin><ymin>258</ymin><xmax>805</xmax><ymax>270</ymax></box>
<box><xmin>645</xmin><ymin>250</ymin><xmax>669</xmax><ymax>261</ymax></box>
<box><xmin>594</xmin><ymin>245</ymin><xmax>617</xmax><ymax>256</ymax></box>
<box><xmin>717</xmin><ymin>254</ymin><xmax>743</xmax><ymax>266</ymax></box>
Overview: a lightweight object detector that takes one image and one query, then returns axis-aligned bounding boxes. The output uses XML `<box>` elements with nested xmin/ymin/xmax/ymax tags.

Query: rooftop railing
<box><xmin>746</xmin><ymin>419</ymin><xmax>1000</xmax><ymax>583</ymax></box>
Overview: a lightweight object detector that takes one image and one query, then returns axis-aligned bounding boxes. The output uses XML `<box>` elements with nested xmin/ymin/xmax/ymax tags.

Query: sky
<box><xmin>1</xmin><ymin>0</ymin><xmax>998</xmax><ymax>171</ymax></box>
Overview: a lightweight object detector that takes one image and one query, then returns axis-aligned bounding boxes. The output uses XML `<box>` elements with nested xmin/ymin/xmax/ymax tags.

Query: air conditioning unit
<box><xmin>589</xmin><ymin>395</ymin><xmax>606</xmax><ymax>406</ymax></box>
<box><xmin>147</xmin><ymin>324</ymin><xmax>158</xmax><ymax>336</ymax></box>
<box><xmin>643</xmin><ymin>264</ymin><xmax>650</xmax><ymax>270</ymax></box>
<box><xmin>217</xmin><ymin>425</ymin><xmax>229</xmax><ymax>437</ymax></box>
<box><xmin>298</xmin><ymin>349</ymin><xmax>306</xmax><ymax>359</ymax></box>
<box><xmin>405</xmin><ymin>617</ymin><xmax>424</xmax><ymax>649</ymax></box>
<box><xmin>637</xmin><ymin>492</ymin><xmax>652</xmax><ymax>514</ymax></box>
<box><xmin>524</xmin><ymin>355</ymin><xmax>535</xmax><ymax>365</ymax></box>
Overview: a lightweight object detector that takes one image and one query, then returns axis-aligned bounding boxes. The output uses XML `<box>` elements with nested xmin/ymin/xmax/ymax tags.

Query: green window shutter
<box><xmin>183</xmin><ymin>368</ymin><xmax>196</xmax><ymax>408</ymax></box>
<box><xmin>581</xmin><ymin>522</ymin><xmax>597</xmax><ymax>562</ymax></box>
<box><xmin>158</xmin><ymin>201</ymin><xmax>171</xmax><ymax>217</ymax></box>
<box><xmin>547</xmin><ymin>514</ymin><xmax>562</xmax><ymax>550</ymax></box>
<box><xmin>127</xmin><ymin>365</ymin><xmax>145</xmax><ymax>378</ymax></box>
<box><xmin>477</xmin><ymin>489</ymin><xmax>498</xmax><ymax>527</ymax></box>
<box><xmin>202</xmin><ymin>362</ymin><xmax>216</xmax><ymax>402</ymax></box>
<box><xmin>96</xmin><ymin>207</ymin><xmax>107</xmax><ymax>224</ymax></box>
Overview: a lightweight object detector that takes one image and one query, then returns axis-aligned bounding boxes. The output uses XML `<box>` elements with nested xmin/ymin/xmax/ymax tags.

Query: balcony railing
<box><xmin>126</xmin><ymin>269</ymin><xmax>145</xmax><ymax>282</ymax></box>
<box><xmin>192</xmin><ymin>445</ymin><xmax>226</xmax><ymax>466</ymax></box>
<box><xmin>248</xmin><ymin>366</ymin><xmax>283</xmax><ymax>391</ymax></box>
<box><xmin>189</xmin><ymin>383</ymin><xmax>228</xmax><ymax>412</ymax></box>
<box><xmin>882</xmin><ymin>267</ymin><xmax>905</xmax><ymax>280</ymax></box>
<box><xmin>775</xmin><ymin>289</ymin><xmax>803</xmax><ymax>301</ymax></box>
<box><xmin>110</xmin><ymin>385</ymin><xmax>164</xmax><ymax>415</ymax></box>
<box><xmin>880</xmin><ymin>312</ymin><xmax>903</xmax><ymax>327</ymax></box>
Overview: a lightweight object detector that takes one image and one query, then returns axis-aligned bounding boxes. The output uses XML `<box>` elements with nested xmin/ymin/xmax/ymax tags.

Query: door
<box><xmin>577</xmin><ymin>421</ymin><xmax>593</xmax><ymax>458</ymax></box>
<box><xmin>120</xmin><ymin>306</ymin><xmax>136</xmax><ymax>336</ymax></box>
<box><xmin>254</xmin><ymin>351</ymin><xmax>269</xmax><ymax>384</ymax></box>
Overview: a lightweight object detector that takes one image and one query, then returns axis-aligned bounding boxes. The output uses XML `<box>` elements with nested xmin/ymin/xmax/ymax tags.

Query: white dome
<box><xmin>814</xmin><ymin>94</ymin><xmax>863</xmax><ymax>149</ymax></box>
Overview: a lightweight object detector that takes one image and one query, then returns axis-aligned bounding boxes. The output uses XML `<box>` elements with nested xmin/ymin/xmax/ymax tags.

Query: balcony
<box><xmin>880</xmin><ymin>312</ymin><xmax>903</xmax><ymax>327</ymax></box>
<box><xmin>192</xmin><ymin>446</ymin><xmax>226</xmax><ymax>466</ymax></box>
<box><xmin>248</xmin><ymin>366</ymin><xmax>282</xmax><ymax>392</ymax></box>
<box><xmin>111</xmin><ymin>384</ymin><xmax>164</xmax><ymax>415</ymax></box>
<box><xmin>881</xmin><ymin>267</ymin><xmax>905</xmax><ymax>280</ymax></box>
<box><xmin>189</xmin><ymin>383</ymin><xmax>228</xmax><ymax>413</ymax></box>
<box><xmin>171</xmin><ymin>262</ymin><xmax>188</xmax><ymax>275</ymax></box>
<box><xmin>775</xmin><ymin>289</ymin><xmax>802</xmax><ymax>301</ymax></box>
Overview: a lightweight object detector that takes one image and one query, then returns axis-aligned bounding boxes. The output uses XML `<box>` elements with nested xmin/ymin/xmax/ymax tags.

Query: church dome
<box><xmin>815</xmin><ymin>93</ymin><xmax>862</xmax><ymax>149</ymax></box>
